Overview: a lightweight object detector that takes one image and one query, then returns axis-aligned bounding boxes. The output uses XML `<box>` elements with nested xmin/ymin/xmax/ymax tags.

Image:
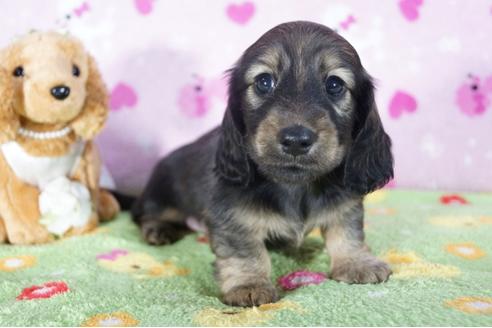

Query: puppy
<box><xmin>132</xmin><ymin>21</ymin><xmax>394</xmax><ymax>307</ymax></box>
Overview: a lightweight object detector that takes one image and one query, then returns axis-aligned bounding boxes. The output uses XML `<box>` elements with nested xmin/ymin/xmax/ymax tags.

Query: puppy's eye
<box><xmin>72</xmin><ymin>65</ymin><xmax>80</xmax><ymax>77</ymax></box>
<box><xmin>13</xmin><ymin>66</ymin><xmax>24</xmax><ymax>77</ymax></box>
<box><xmin>325</xmin><ymin>76</ymin><xmax>345</xmax><ymax>97</ymax></box>
<box><xmin>254</xmin><ymin>73</ymin><xmax>275</xmax><ymax>95</ymax></box>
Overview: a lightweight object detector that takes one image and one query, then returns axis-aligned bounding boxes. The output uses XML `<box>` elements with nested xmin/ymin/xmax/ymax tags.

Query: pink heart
<box><xmin>110</xmin><ymin>83</ymin><xmax>138</xmax><ymax>111</ymax></box>
<box><xmin>399</xmin><ymin>0</ymin><xmax>423</xmax><ymax>22</ymax></box>
<box><xmin>134</xmin><ymin>0</ymin><xmax>154</xmax><ymax>15</ymax></box>
<box><xmin>389</xmin><ymin>90</ymin><xmax>417</xmax><ymax>119</ymax></box>
<box><xmin>226</xmin><ymin>2</ymin><xmax>255</xmax><ymax>25</ymax></box>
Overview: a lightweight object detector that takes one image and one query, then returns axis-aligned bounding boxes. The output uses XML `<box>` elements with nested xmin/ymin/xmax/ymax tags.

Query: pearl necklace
<box><xmin>18</xmin><ymin>126</ymin><xmax>72</xmax><ymax>140</ymax></box>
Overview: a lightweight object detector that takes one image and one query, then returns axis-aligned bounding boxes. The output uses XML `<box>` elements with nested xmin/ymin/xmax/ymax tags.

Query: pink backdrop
<box><xmin>1</xmin><ymin>0</ymin><xmax>491</xmax><ymax>193</ymax></box>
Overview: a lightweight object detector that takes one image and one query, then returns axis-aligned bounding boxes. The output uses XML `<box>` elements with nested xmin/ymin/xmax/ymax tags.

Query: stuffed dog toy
<box><xmin>133</xmin><ymin>21</ymin><xmax>394</xmax><ymax>307</ymax></box>
<box><xmin>0</xmin><ymin>31</ymin><xmax>119</xmax><ymax>244</ymax></box>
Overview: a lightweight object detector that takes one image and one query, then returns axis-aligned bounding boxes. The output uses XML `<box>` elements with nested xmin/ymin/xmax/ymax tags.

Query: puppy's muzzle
<box><xmin>51</xmin><ymin>85</ymin><xmax>71</xmax><ymax>100</ymax></box>
<box><xmin>278</xmin><ymin>125</ymin><xmax>318</xmax><ymax>156</ymax></box>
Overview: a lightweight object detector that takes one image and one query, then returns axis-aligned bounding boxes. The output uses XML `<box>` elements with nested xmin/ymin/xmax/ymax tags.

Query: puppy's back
<box><xmin>132</xmin><ymin>127</ymin><xmax>220</xmax><ymax>223</ymax></box>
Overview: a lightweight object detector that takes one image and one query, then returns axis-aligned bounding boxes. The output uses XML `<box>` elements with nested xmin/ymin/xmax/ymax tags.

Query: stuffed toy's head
<box><xmin>0</xmin><ymin>31</ymin><xmax>108</xmax><ymax>142</ymax></box>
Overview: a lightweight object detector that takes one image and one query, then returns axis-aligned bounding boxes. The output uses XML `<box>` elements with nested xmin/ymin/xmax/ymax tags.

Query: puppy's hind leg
<box><xmin>132</xmin><ymin>162</ymin><xmax>189</xmax><ymax>245</ymax></box>
<box><xmin>138</xmin><ymin>211</ymin><xmax>189</xmax><ymax>246</ymax></box>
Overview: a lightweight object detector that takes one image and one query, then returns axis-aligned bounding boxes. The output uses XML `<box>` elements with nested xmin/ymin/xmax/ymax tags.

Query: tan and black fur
<box><xmin>132</xmin><ymin>21</ymin><xmax>394</xmax><ymax>307</ymax></box>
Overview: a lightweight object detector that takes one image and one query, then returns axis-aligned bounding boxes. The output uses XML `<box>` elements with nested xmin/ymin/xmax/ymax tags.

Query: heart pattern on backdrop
<box><xmin>135</xmin><ymin>0</ymin><xmax>155</xmax><ymax>15</ymax></box>
<box><xmin>389</xmin><ymin>90</ymin><xmax>417</xmax><ymax>119</ymax></box>
<box><xmin>399</xmin><ymin>0</ymin><xmax>424</xmax><ymax>21</ymax></box>
<box><xmin>110</xmin><ymin>83</ymin><xmax>138</xmax><ymax>111</ymax></box>
<box><xmin>31</xmin><ymin>0</ymin><xmax>492</xmax><ymax>194</ymax></box>
<box><xmin>226</xmin><ymin>2</ymin><xmax>255</xmax><ymax>25</ymax></box>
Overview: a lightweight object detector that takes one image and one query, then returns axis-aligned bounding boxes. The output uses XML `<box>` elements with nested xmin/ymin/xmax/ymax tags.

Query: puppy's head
<box><xmin>215</xmin><ymin>21</ymin><xmax>393</xmax><ymax>194</ymax></box>
<box><xmin>0</xmin><ymin>31</ymin><xmax>108</xmax><ymax>139</ymax></box>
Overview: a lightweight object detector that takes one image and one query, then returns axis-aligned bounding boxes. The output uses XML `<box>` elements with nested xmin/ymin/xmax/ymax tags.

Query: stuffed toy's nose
<box><xmin>51</xmin><ymin>85</ymin><xmax>71</xmax><ymax>100</ymax></box>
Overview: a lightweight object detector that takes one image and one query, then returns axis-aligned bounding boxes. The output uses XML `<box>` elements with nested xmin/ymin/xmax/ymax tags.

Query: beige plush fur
<box><xmin>0</xmin><ymin>31</ymin><xmax>119</xmax><ymax>244</ymax></box>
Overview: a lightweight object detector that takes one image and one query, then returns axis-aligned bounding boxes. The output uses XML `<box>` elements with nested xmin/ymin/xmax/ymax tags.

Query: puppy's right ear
<box><xmin>215</xmin><ymin>107</ymin><xmax>252</xmax><ymax>187</ymax></box>
<box><xmin>0</xmin><ymin>66</ymin><xmax>19</xmax><ymax>143</ymax></box>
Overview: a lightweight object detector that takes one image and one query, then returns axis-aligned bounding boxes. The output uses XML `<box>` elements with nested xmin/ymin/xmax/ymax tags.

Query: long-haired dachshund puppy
<box><xmin>132</xmin><ymin>21</ymin><xmax>394</xmax><ymax>307</ymax></box>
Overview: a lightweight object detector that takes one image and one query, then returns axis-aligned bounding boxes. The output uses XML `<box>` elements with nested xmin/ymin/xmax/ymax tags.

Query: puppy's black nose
<box><xmin>51</xmin><ymin>85</ymin><xmax>70</xmax><ymax>100</ymax></box>
<box><xmin>278</xmin><ymin>125</ymin><xmax>318</xmax><ymax>156</ymax></box>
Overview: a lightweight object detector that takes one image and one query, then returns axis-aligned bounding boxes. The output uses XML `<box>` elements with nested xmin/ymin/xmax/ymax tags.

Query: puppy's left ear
<box><xmin>344</xmin><ymin>73</ymin><xmax>393</xmax><ymax>195</ymax></box>
<box><xmin>71</xmin><ymin>55</ymin><xmax>108</xmax><ymax>140</ymax></box>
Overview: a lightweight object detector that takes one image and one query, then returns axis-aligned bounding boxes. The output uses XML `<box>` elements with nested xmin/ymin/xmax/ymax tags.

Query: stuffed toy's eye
<box><xmin>72</xmin><ymin>65</ymin><xmax>80</xmax><ymax>77</ymax></box>
<box><xmin>13</xmin><ymin>66</ymin><xmax>24</xmax><ymax>77</ymax></box>
<box><xmin>254</xmin><ymin>73</ymin><xmax>275</xmax><ymax>95</ymax></box>
<box><xmin>325</xmin><ymin>75</ymin><xmax>345</xmax><ymax>97</ymax></box>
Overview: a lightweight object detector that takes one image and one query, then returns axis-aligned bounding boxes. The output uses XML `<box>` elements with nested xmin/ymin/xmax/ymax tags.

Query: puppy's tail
<box><xmin>108</xmin><ymin>190</ymin><xmax>137</xmax><ymax>211</ymax></box>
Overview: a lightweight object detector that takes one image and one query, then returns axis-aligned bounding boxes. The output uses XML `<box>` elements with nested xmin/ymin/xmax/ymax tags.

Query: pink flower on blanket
<box><xmin>96</xmin><ymin>249</ymin><xmax>129</xmax><ymax>261</ymax></box>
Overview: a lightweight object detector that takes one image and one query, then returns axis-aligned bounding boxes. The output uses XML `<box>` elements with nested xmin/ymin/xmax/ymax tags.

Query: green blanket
<box><xmin>1</xmin><ymin>190</ymin><xmax>491</xmax><ymax>326</ymax></box>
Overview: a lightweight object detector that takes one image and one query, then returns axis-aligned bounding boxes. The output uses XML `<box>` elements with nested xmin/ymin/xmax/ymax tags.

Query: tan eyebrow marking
<box><xmin>243</xmin><ymin>45</ymin><xmax>293</xmax><ymax>110</ymax></box>
<box><xmin>328</xmin><ymin>67</ymin><xmax>355</xmax><ymax>89</ymax></box>
<box><xmin>244</xmin><ymin>45</ymin><xmax>290</xmax><ymax>84</ymax></box>
<box><xmin>309</xmin><ymin>48</ymin><xmax>354</xmax><ymax>90</ymax></box>
<box><xmin>244</xmin><ymin>64</ymin><xmax>273</xmax><ymax>84</ymax></box>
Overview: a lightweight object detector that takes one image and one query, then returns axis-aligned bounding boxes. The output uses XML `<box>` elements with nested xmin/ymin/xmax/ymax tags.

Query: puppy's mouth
<box><xmin>271</xmin><ymin>153</ymin><xmax>320</xmax><ymax>168</ymax></box>
<box><xmin>283</xmin><ymin>164</ymin><xmax>308</xmax><ymax>173</ymax></box>
<box><xmin>258</xmin><ymin>162</ymin><xmax>324</xmax><ymax>185</ymax></box>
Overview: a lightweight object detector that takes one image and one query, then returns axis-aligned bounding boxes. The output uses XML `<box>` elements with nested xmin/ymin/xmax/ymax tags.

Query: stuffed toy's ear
<box><xmin>0</xmin><ymin>66</ymin><xmax>18</xmax><ymax>143</ymax></box>
<box><xmin>71</xmin><ymin>55</ymin><xmax>108</xmax><ymax>140</ymax></box>
<box><xmin>343</xmin><ymin>73</ymin><xmax>394</xmax><ymax>195</ymax></box>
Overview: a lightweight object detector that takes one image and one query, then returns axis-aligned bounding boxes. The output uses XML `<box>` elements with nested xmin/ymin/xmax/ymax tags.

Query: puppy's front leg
<box><xmin>323</xmin><ymin>200</ymin><xmax>391</xmax><ymax>284</ymax></box>
<box><xmin>211</xmin><ymin>230</ymin><xmax>278</xmax><ymax>307</ymax></box>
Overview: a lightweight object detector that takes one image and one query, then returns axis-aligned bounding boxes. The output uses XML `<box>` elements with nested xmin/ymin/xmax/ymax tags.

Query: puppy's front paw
<box><xmin>223</xmin><ymin>283</ymin><xmax>279</xmax><ymax>307</ymax></box>
<box><xmin>330</xmin><ymin>254</ymin><xmax>391</xmax><ymax>284</ymax></box>
<box><xmin>141</xmin><ymin>220</ymin><xmax>183</xmax><ymax>245</ymax></box>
